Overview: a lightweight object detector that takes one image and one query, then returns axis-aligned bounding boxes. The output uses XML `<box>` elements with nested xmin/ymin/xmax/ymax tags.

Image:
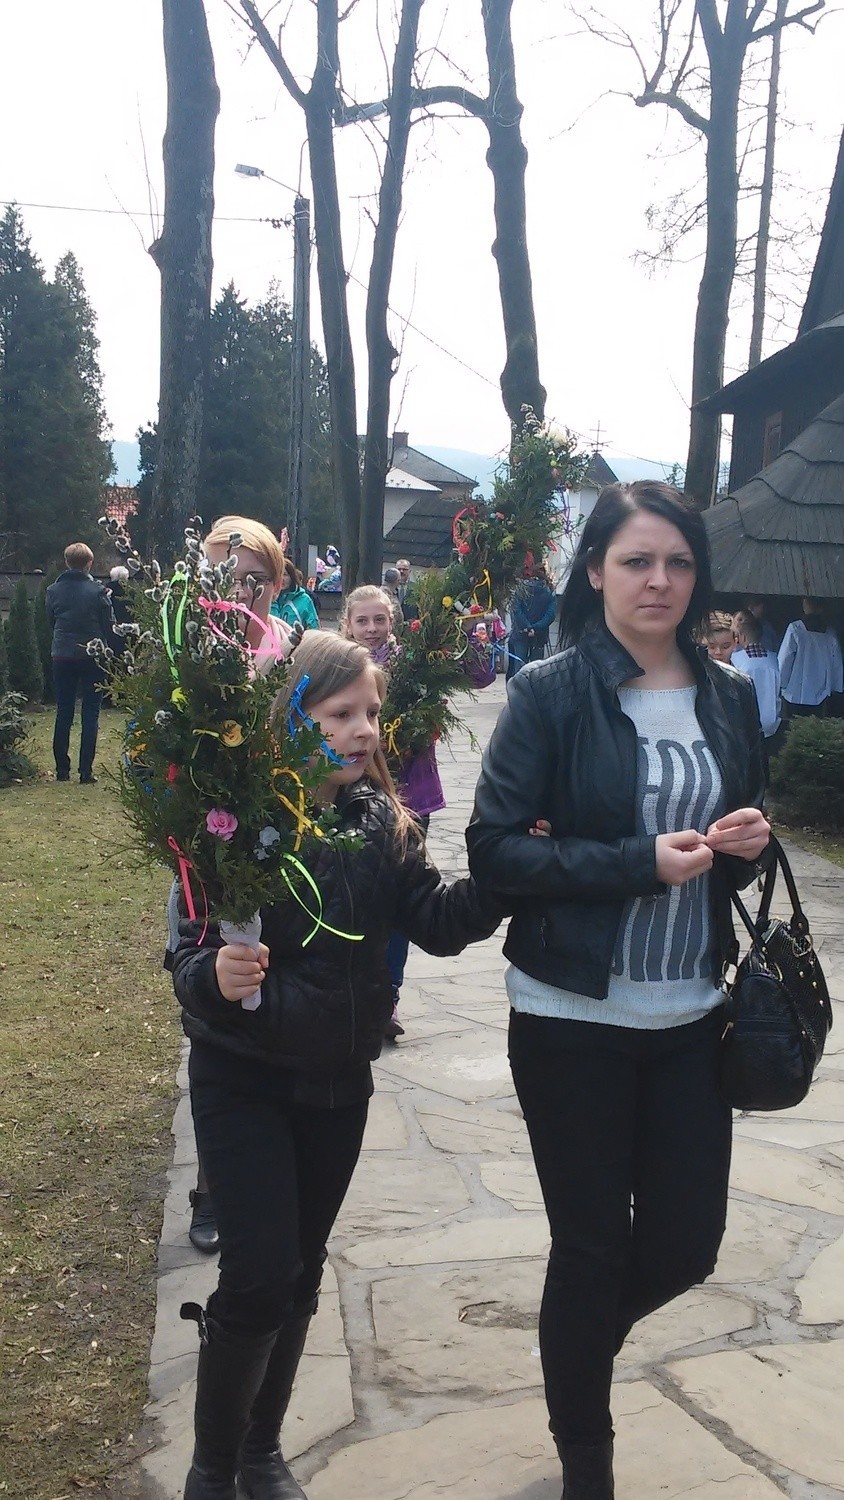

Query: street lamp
<box><xmin>235</xmin><ymin>164</ymin><xmax>312</xmax><ymax>573</ymax></box>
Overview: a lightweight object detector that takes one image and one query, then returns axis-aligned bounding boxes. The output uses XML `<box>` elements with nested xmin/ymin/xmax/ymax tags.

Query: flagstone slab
<box><xmin>371</xmin><ymin>1262</ymin><xmax>542</xmax><ymax>1396</ymax></box>
<box><xmin>730</xmin><ymin>1137</ymin><xmax>844</xmax><ymax>1213</ymax></box>
<box><xmin>796</xmin><ymin>1228</ymin><xmax>844</xmax><ymax>1323</ymax></box>
<box><xmin>668</xmin><ymin>1341</ymin><xmax>844</xmax><ymax>1490</ymax></box>
<box><xmin>734</xmin><ymin>1116</ymin><xmax>844</xmax><ymax>1150</ymax></box>
<box><xmin>709</xmin><ymin>1199</ymin><xmax>806</xmax><ymax>1283</ymax></box>
<box><xmin>333</xmin><ymin>1155</ymin><xmax>470</xmax><ymax>1238</ymax></box>
<box><xmin>306</xmin><ymin>1398</ymin><xmax>559</xmax><ymax>1500</ymax></box>
<box><xmin>361</xmin><ymin>1093</ymin><xmax>409</xmax><ymax>1152</ymax></box>
<box><xmin>617</xmin><ymin>1287</ymin><xmax>756</xmax><ymax>1367</ymax></box>
<box><xmin>306</xmin><ymin>1384</ymin><xmax>783</xmax><ymax>1500</ymax></box>
<box><xmin>341</xmin><ymin>1214</ymin><xmax>551</xmax><ymax>1270</ymax></box>
<box><xmin>481</xmin><ymin>1158</ymin><xmax>543</xmax><ymax>1211</ymax></box>
<box><xmin>415</xmin><ymin>1099</ymin><xmax>530</xmax><ymax>1156</ymax></box>
<box><xmin>753</xmin><ymin>1077</ymin><xmax>844</xmax><ymax>1123</ymax></box>
<box><xmin>374</xmin><ymin>1027</ymin><xmax>512</xmax><ymax>1102</ymax></box>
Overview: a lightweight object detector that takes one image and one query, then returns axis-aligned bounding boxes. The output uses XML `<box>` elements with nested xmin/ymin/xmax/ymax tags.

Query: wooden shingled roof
<box><xmin>703</xmin><ymin>393</ymin><xmax>844</xmax><ymax>598</ymax></box>
<box><xmin>382</xmin><ymin>494</ymin><xmax>462</xmax><ymax>568</ymax></box>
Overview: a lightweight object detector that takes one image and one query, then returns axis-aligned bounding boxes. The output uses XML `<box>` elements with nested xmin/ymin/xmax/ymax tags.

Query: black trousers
<box><xmin>189</xmin><ymin>1040</ymin><xmax>368</xmax><ymax>1336</ymax></box>
<box><xmin>508</xmin><ymin>1008</ymin><xmax>731</xmax><ymax>1446</ymax></box>
<box><xmin>52</xmin><ymin>658</ymin><xmax>105</xmax><ymax>779</ymax></box>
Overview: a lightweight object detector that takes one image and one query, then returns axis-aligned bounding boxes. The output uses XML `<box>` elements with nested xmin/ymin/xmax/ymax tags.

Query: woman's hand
<box><xmin>215</xmin><ymin>942</ymin><xmax>269</xmax><ymax>1002</ymax></box>
<box><xmin>530</xmin><ymin>818</ymin><xmax>552</xmax><ymax>837</ymax></box>
<box><xmin>655</xmin><ymin>830</ymin><xmax>714</xmax><ymax>886</ymax></box>
<box><xmin>706</xmin><ymin>808</ymin><xmax>770</xmax><ymax>862</ymax></box>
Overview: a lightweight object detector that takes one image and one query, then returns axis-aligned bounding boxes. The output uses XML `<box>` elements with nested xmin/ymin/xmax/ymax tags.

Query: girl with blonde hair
<box><xmin>172</xmin><ymin>630</ymin><xmax>503</xmax><ymax>1500</ymax></box>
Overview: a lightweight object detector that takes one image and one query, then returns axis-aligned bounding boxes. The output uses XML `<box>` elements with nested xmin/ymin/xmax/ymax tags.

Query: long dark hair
<box><xmin>557</xmin><ymin>481</ymin><xmax>713</xmax><ymax>648</ymax></box>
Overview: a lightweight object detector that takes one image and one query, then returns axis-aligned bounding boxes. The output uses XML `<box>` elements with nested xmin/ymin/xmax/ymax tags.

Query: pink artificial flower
<box><xmin>166</xmin><ymin>763</ymin><xmax>179</xmax><ymax>783</ymax></box>
<box><xmin>206</xmin><ymin>808</ymin><xmax>238</xmax><ymax>841</ymax></box>
<box><xmin>409</xmin><ymin>618</ymin><xmax>422</xmax><ymax>633</ymax></box>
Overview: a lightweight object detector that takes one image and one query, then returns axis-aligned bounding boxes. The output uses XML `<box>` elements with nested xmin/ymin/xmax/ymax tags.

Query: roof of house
<box><xmin>702</xmin><ymin>391</ymin><xmax>844</xmax><ymax>597</ymax></box>
<box><xmin>390</xmin><ymin>441</ymin><xmax>476</xmax><ymax>489</ymax></box>
<box><xmin>382</xmin><ymin>494</ymin><xmax>462</xmax><ymax>568</ymax></box>
<box><xmin>697</xmin><ymin>312</ymin><xmax>844</xmax><ymax>415</ymax></box>
<box><xmin>580</xmin><ymin>451</ymin><xmax>619</xmax><ymax>488</ymax></box>
<box><xmin>103</xmin><ymin>485</ymin><xmax>139</xmax><ymax>526</ymax></box>
<box><xmin>385</xmin><ymin>466</ymin><xmax>440</xmax><ymax>493</ymax></box>
<box><xmin>799</xmin><ymin>126</ymin><xmax>844</xmax><ymax>336</ymax></box>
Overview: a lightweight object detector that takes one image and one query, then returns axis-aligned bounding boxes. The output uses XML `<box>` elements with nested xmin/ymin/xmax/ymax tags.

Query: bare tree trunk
<box><xmin>306</xmin><ymin>1</ymin><xmax>362</xmax><ymax>586</ymax></box>
<box><xmin>480</xmin><ymin>0</ymin><xmax>546</xmax><ymax>428</ymax></box>
<box><xmin>151</xmin><ymin>0</ymin><xmax>219</xmax><ymax>561</ymax></box>
<box><xmin>241</xmin><ymin>0</ymin><xmax>362</xmax><ymax>588</ymax></box>
<box><xmin>685</xmin><ymin>7</ymin><xmax>744</xmax><ymax>507</ymax></box>
<box><xmin>359</xmin><ymin>0</ymin><xmax>424</xmax><ymax>584</ymax></box>
<box><xmin>748</xmin><ymin>0</ymin><xmax>787</xmax><ymax>368</ymax></box>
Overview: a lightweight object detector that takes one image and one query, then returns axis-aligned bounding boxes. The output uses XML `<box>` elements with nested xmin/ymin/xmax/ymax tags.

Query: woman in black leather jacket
<box><xmin>467</xmin><ymin>482</ymin><xmax>770</xmax><ymax>1500</ymax></box>
<box><xmin>173</xmin><ymin>631</ymin><xmax>503</xmax><ymax>1500</ymax></box>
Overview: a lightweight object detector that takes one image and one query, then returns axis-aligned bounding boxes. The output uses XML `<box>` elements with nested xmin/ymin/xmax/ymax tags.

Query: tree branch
<box><xmin>239</xmin><ymin>0</ymin><xmax>308</xmax><ymax>107</ymax></box>
<box><xmin>336</xmin><ymin>82</ymin><xmax>489</xmax><ymax>127</ymax></box>
<box><xmin>751</xmin><ymin>0</ymin><xmax>826</xmax><ymax>42</ymax></box>
<box><xmin>635</xmin><ymin>89</ymin><xmax>709</xmax><ymax>134</ymax></box>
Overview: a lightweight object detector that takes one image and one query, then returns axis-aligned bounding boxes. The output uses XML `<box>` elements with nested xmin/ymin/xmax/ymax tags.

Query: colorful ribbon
<box><xmin>381</xmin><ymin>717</ymin><xmax>403</xmax><ymax>759</ymax></box>
<box><xmin>271</xmin><ymin>767</ymin><xmax>324</xmax><ymax>853</ymax></box>
<box><xmin>196</xmin><ymin>595</ymin><xmax>284</xmax><ymax>660</ymax></box>
<box><xmin>285</xmin><ymin>674</ymin><xmax>344</xmax><ymax>766</ymax></box>
<box><xmin>167</xmin><ymin>835</ymin><xmax>209</xmax><ymax>945</ymax></box>
<box><xmin>280</xmin><ymin>854</ymin><xmax>364</xmax><ymax>948</ymax></box>
<box><xmin>471</xmin><ymin>568</ymin><xmax>493</xmax><ymax>612</ymax></box>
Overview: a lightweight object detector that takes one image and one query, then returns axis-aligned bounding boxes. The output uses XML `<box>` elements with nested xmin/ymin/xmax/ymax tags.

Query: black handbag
<box><xmin>719</xmin><ymin>836</ymin><xmax>833</xmax><ymax>1111</ymax></box>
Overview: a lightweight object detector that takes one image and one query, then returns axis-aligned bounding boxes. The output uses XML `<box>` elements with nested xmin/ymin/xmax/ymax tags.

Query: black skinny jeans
<box><xmin>509</xmin><ymin>1008</ymin><xmax>731</xmax><ymax>1446</ymax></box>
<box><xmin>189</xmin><ymin>1040</ymin><xmax>368</xmax><ymax>1336</ymax></box>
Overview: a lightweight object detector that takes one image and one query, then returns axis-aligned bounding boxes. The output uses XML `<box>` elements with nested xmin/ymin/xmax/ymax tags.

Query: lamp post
<box><xmin>235</xmin><ymin>165</ymin><xmax>311</xmax><ymax>573</ymax></box>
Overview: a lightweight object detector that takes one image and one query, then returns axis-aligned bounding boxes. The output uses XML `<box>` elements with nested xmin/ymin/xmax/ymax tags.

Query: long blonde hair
<box><xmin>273</xmin><ymin>632</ymin><xmax>417</xmax><ymax>847</ymax></box>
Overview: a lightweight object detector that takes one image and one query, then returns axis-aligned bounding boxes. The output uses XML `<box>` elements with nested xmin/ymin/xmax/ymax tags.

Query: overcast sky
<box><xmin>2</xmin><ymin>0</ymin><xmax>842</xmax><ymax>471</ymax></box>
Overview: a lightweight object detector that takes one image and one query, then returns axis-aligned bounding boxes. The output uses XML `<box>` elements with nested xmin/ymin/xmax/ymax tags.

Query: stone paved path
<box><xmin>138</xmin><ymin>676</ymin><xmax>844</xmax><ymax>1499</ymax></box>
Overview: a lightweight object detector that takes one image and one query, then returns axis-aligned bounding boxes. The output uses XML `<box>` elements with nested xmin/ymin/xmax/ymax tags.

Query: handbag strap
<box><xmin>729</xmin><ymin>834</ymin><xmax>811</xmax><ymax>948</ymax></box>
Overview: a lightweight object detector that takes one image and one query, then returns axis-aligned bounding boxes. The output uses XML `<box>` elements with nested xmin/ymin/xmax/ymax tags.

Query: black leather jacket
<box><xmin>173</xmin><ymin>779</ymin><xmax>504</xmax><ymax>1106</ymax></box>
<box><xmin>466</xmin><ymin>623</ymin><xmax>769</xmax><ymax>1001</ymax></box>
<box><xmin>46</xmin><ymin>570</ymin><xmax>114</xmax><ymax>660</ymax></box>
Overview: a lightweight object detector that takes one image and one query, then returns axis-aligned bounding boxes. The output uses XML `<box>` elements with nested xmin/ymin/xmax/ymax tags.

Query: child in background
<box><xmin>173</xmin><ymin>632</ymin><xmax>504</xmax><ymax>1500</ymax></box>
<box><xmin>702</xmin><ymin>611</ymin><xmax>735</xmax><ymax>664</ymax></box>
<box><xmin>342</xmin><ymin>585</ymin><xmax>446</xmax><ymax>1039</ymax></box>
<box><xmin>732</xmin><ymin>609</ymin><xmax>782</xmax><ymax>752</ymax></box>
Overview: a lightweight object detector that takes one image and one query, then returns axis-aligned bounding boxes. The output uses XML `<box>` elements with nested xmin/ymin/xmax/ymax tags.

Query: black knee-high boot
<box><xmin>237</xmin><ymin>1301</ymin><xmax>316</xmax><ymax>1500</ymax></box>
<box><xmin>556</xmin><ymin>1438</ymin><xmax>615</xmax><ymax>1500</ymax></box>
<box><xmin>181</xmin><ymin>1301</ymin><xmax>278</xmax><ymax>1500</ymax></box>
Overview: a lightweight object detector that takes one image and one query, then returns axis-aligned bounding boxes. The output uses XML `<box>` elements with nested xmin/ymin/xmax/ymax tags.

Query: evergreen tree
<box><xmin>0</xmin><ymin>614</ymin><xmax>9</xmax><ymax>694</ymax></box>
<box><xmin>6</xmin><ymin>578</ymin><xmax>44</xmax><ymax>701</ymax></box>
<box><xmin>132</xmin><ymin>282</ymin><xmax>336</xmax><ymax>558</ymax></box>
<box><xmin>0</xmin><ymin>207</ymin><xmax>112</xmax><ymax>569</ymax></box>
<box><xmin>35</xmin><ymin>573</ymin><xmax>56</xmax><ymax>701</ymax></box>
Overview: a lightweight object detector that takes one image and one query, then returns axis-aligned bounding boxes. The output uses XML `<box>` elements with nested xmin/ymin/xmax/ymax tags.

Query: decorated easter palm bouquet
<box><xmin>440</xmin><ymin>407</ymin><xmax>588</xmax><ymax>617</ymax></box>
<box><xmin>380</xmin><ymin>571</ymin><xmax>478</xmax><ymax>781</ymax></box>
<box><xmin>90</xmin><ymin>516</ymin><xmax>360</xmax><ymax>1005</ymax></box>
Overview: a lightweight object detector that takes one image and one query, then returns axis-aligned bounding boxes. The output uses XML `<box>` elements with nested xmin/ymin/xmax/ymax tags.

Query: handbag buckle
<box><xmin>792</xmin><ymin>932</ymin><xmax>814</xmax><ymax>959</ymax></box>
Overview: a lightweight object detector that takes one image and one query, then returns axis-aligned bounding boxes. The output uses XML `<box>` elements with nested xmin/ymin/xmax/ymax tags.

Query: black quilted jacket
<box><xmin>467</xmin><ymin>622</ymin><xmax>770</xmax><ymax>1001</ymax></box>
<box><xmin>173</xmin><ymin>779</ymin><xmax>504</xmax><ymax>1106</ymax></box>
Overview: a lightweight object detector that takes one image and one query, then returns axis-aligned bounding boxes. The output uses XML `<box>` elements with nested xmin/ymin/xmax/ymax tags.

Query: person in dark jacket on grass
<box><xmin>172</xmin><ymin>630</ymin><xmax>505</xmax><ymax>1500</ymax></box>
<box><xmin>45</xmin><ymin>542</ymin><xmax>115</xmax><ymax>783</ymax></box>
<box><xmin>507</xmin><ymin>564</ymin><xmax>557</xmax><ymax>679</ymax></box>
<box><xmin>467</xmin><ymin>482</ymin><xmax>771</xmax><ymax>1500</ymax></box>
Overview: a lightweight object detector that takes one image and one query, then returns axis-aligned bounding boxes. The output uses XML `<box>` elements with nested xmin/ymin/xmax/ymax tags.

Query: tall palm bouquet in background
<box><xmin>380</xmin><ymin>571</ymin><xmax>478</xmax><ymax>781</ymax></box>
<box><xmin>441</xmin><ymin>408</ymin><xmax>588</xmax><ymax>616</ymax></box>
<box><xmin>89</xmin><ymin>517</ymin><xmax>360</xmax><ymax>1003</ymax></box>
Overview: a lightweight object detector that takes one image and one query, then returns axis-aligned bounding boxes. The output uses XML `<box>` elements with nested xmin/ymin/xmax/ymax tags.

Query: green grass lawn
<box><xmin>0</xmin><ymin>709</ymin><xmax>180</xmax><ymax>1500</ymax></box>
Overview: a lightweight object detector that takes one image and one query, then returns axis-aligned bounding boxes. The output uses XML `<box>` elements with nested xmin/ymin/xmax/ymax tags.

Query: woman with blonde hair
<box><xmin>172</xmin><ymin>630</ymin><xmax>504</xmax><ymax>1500</ymax></box>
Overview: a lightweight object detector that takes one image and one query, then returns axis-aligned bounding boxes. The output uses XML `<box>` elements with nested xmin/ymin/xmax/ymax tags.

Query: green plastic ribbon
<box><xmin>280</xmin><ymin>853</ymin><xmax>364</xmax><ymax>948</ymax></box>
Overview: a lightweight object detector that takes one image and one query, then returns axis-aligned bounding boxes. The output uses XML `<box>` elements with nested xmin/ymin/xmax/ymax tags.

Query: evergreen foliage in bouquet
<box><xmin>441</xmin><ymin>408</ymin><xmax>588</xmax><ymax>616</ymax></box>
<box><xmin>0</xmin><ymin>691</ymin><xmax>38</xmax><ymax>786</ymax></box>
<box><xmin>380</xmin><ymin>571</ymin><xmax>476</xmax><ymax>779</ymax></box>
<box><xmin>89</xmin><ymin>517</ymin><xmax>357</xmax><ymax>939</ymax></box>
